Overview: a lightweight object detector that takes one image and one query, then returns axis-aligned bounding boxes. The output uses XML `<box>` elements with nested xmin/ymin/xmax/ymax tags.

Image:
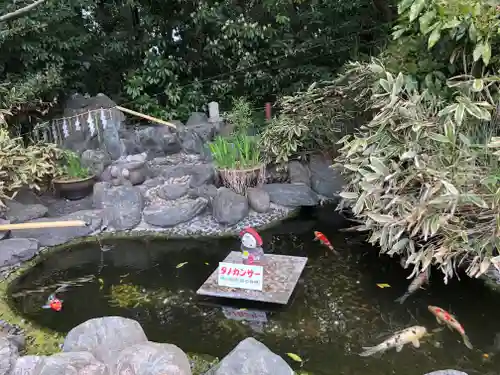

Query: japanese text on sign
<box><xmin>217</xmin><ymin>262</ymin><xmax>263</xmax><ymax>291</ymax></box>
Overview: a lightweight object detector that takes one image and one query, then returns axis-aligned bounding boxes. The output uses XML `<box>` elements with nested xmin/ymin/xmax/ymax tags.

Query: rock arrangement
<box><xmin>0</xmin><ymin>316</ymin><xmax>468</xmax><ymax>375</ymax></box>
<box><xmin>0</xmin><ymin>316</ymin><xmax>296</xmax><ymax>375</ymax></box>
<box><xmin>0</xmin><ymin>94</ymin><xmax>346</xmax><ymax>278</ymax></box>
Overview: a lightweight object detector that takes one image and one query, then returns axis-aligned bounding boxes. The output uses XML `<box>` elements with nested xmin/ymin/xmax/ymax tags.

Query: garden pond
<box><xmin>5</xmin><ymin>209</ymin><xmax>500</xmax><ymax>375</ymax></box>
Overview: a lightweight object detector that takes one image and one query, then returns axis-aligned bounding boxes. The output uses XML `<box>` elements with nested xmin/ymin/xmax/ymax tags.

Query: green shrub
<box><xmin>0</xmin><ymin>126</ymin><xmax>62</xmax><ymax>207</ymax></box>
<box><xmin>57</xmin><ymin>150</ymin><xmax>91</xmax><ymax>180</ymax></box>
<box><xmin>335</xmin><ymin>59</ymin><xmax>500</xmax><ymax>282</ymax></box>
<box><xmin>261</xmin><ymin>82</ymin><xmax>352</xmax><ymax>165</ymax></box>
<box><xmin>209</xmin><ymin>134</ymin><xmax>261</xmax><ymax>170</ymax></box>
<box><xmin>225</xmin><ymin>97</ymin><xmax>254</xmax><ymax>135</ymax></box>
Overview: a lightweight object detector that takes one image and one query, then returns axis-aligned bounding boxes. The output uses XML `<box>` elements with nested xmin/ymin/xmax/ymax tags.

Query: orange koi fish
<box><xmin>427</xmin><ymin>305</ymin><xmax>473</xmax><ymax>349</ymax></box>
<box><xmin>313</xmin><ymin>231</ymin><xmax>338</xmax><ymax>254</ymax></box>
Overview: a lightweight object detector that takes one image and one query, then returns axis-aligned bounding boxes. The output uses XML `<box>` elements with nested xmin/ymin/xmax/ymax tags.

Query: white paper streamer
<box><xmin>100</xmin><ymin>108</ymin><xmax>107</xmax><ymax>129</ymax></box>
<box><xmin>75</xmin><ymin>116</ymin><xmax>81</xmax><ymax>131</ymax></box>
<box><xmin>62</xmin><ymin>118</ymin><xmax>70</xmax><ymax>138</ymax></box>
<box><xmin>87</xmin><ymin>111</ymin><xmax>95</xmax><ymax>136</ymax></box>
<box><xmin>51</xmin><ymin>122</ymin><xmax>58</xmax><ymax>144</ymax></box>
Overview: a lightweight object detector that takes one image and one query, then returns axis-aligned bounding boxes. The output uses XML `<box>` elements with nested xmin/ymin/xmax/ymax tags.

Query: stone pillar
<box><xmin>208</xmin><ymin>101</ymin><xmax>220</xmax><ymax>123</ymax></box>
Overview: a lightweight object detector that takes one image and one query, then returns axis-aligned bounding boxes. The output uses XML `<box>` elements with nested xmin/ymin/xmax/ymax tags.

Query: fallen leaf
<box><xmin>239</xmin><ymin>308</ymin><xmax>247</xmax><ymax>311</ymax></box>
<box><xmin>483</xmin><ymin>353</ymin><xmax>490</xmax><ymax>359</ymax></box>
<box><xmin>176</xmin><ymin>262</ymin><xmax>188</xmax><ymax>269</ymax></box>
<box><xmin>286</xmin><ymin>353</ymin><xmax>303</xmax><ymax>362</ymax></box>
<box><xmin>376</xmin><ymin>283</ymin><xmax>391</xmax><ymax>288</ymax></box>
<box><xmin>204</xmin><ymin>262</ymin><xmax>209</xmax><ymax>265</ymax></box>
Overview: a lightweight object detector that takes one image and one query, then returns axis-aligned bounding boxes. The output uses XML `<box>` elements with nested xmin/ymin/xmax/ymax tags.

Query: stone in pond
<box><xmin>143</xmin><ymin>197</ymin><xmax>208</xmax><ymax>227</ymax></box>
<box><xmin>93</xmin><ymin>183</ymin><xmax>143</xmax><ymax>230</ymax></box>
<box><xmin>212</xmin><ymin>188</ymin><xmax>249</xmax><ymax>225</ymax></box>
<box><xmin>62</xmin><ymin>316</ymin><xmax>148</xmax><ymax>369</ymax></box>
<box><xmin>0</xmin><ymin>336</ymin><xmax>18</xmax><ymax>375</ymax></box>
<box><xmin>0</xmin><ymin>238</ymin><xmax>39</xmax><ymax>268</ymax></box>
<box><xmin>246</xmin><ymin>187</ymin><xmax>270</xmax><ymax>213</ymax></box>
<box><xmin>205</xmin><ymin>337</ymin><xmax>293</xmax><ymax>375</ymax></box>
<box><xmin>262</xmin><ymin>183</ymin><xmax>318</xmax><ymax>206</ymax></box>
<box><xmin>196</xmin><ymin>251</ymin><xmax>307</xmax><ymax>304</ymax></box>
<box><xmin>424</xmin><ymin>371</ymin><xmax>469</xmax><ymax>375</ymax></box>
<box><xmin>12</xmin><ymin>352</ymin><xmax>108</xmax><ymax>375</ymax></box>
<box><xmin>11</xmin><ymin>210</ymin><xmax>102</xmax><ymax>247</ymax></box>
<box><xmin>115</xmin><ymin>341</ymin><xmax>191</xmax><ymax>375</ymax></box>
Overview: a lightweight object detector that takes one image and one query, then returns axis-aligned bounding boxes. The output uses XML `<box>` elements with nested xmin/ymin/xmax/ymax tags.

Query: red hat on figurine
<box><xmin>239</xmin><ymin>227</ymin><xmax>263</xmax><ymax>246</ymax></box>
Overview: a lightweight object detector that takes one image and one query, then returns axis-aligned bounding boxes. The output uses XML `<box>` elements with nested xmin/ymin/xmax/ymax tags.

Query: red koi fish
<box><xmin>313</xmin><ymin>231</ymin><xmax>338</xmax><ymax>254</ymax></box>
<box><xmin>42</xmin><ymin>286</ymin><xmax>67</xmax><ymax>312</ymax></box>
<box><xmin>428</xmin><ymin>305</ymin><xmax>472</xmax><ymax>349</ymax></box>
<box><xmin>42</xmin><ymin>294</ymin><xmax>63</xmax><ymax>311</ymax></box>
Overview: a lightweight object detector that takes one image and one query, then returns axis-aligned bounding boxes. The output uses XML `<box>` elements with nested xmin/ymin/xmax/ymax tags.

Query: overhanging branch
<box><xmin>0</xmin><ymin>0</ymin><xmax>47</xmax><ymax>23</ymax></box>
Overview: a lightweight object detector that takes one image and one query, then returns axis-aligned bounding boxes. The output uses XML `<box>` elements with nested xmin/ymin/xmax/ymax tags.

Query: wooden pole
<box><xmin>115</xmin><ymin>105</ymin><xmax>177</xmax><ymax>129</ymax></box>
<box><xmin>0</xmin><ymin>220</ymin><xmax>87</xmax><ymax>231</ymax></box>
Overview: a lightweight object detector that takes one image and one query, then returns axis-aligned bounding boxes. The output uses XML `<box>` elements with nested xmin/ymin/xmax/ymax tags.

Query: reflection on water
<box><xmin>6</xmin><ymin>211</ymin><xmax>500</xmax><ymax>375</ymax></box>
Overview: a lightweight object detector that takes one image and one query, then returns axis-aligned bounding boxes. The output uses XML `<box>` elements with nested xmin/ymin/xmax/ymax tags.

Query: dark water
<box><xmin>7</xmin><ymin>208</ymin><xmax>500</xmax><ymax>375</ymax></box>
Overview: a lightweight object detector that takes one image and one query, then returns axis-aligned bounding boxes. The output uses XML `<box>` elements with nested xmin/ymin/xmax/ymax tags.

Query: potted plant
<box><xmin>209</xmin><ymin>134</ymin><xmax>265</xmax><ymax>195</ymax></box>
<box><xmin>53</xmin><ymin>150</ymin><xmax>95</xmax><ymax>200</ymax></box>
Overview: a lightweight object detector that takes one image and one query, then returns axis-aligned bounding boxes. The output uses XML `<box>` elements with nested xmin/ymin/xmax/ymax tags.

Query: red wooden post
<box><xmin>265</xmin><ymin>102</ymin><xmax>272</xmax><ymax>121</ymax></box>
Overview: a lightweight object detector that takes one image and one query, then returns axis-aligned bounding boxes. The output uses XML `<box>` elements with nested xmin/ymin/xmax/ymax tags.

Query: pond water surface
<box><xmin>7</xmin><ymin>208</ymin><xmax>500</xmax><ymax>375</ymax></box>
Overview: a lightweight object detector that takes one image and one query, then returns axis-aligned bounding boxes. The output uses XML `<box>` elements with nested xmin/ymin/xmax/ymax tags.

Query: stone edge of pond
<box><xmin>0</xmin><ymin>207</ymin><xmax>300</xmax><ymax>357</ymax></box>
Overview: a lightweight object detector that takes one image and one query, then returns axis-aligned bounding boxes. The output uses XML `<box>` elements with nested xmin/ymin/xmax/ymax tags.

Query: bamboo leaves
<box><xmin>334</xmin><ymin>58</ymin><xmax>499</xmax><ymax>283</ymax></box>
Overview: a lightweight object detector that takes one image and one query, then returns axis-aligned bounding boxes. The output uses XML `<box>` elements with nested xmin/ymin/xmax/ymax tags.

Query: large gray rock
<box><xmin>246</xmin><ymin>188</ymin><xmax>270</xmax><ymax>213</ymax></box>
<box><xmin>288</xmin><ymin>161</ymin><xmax>310</xmax><ymax>185</ymax></box>
<box><xmin>147</xmin><ymin>162</ymin><xmax>214</xmax><ymax>187</ymax></box>
<box><xmin>0</xmin><ymin>336</ymin><xmax>18</xmax><ymax>375</ymax></box>
<box><xmin>4</xmin><ymin>200</ymin><xmax>47</xmax><ymax>223</ymax></box>
<box><xmin>262</xmin><ymin>183</ymin><xmax>318</xmax><ymax>206</ymax></box>
<box><xmin>178</xmin><ymin>112</ymin><xmax>216</xmax><ymax>156</ymax></box>
<box><xmin>0</xmin><ymin>238</ymin><xmax>39</xmax><ymax>268</ymax></box>
<box><xmin>424</xmin><ymin>371</ymin><xmax>468</xmax><ymax>375</ymax></box>
<box><xmin>81</xmin><ymin>149</ymin><xmax>112</xmax><ymax>177</ymax></box>
<box><xmin>206</xmin><ymin>337</ymin><xmax>293</xmax><ymax>375</ymax></box>
<box><xmin>93</xmin><ymin>183</ymin><xmax>143</xmax><ymax>230</ymax></box>
<box><xmin>212</xmin><ymin>188</ymin><xmax>249</xmax><ymax>225</ymax></box>
<box><xmin>138</xmin><ymin>125</ymin><xmax>181</xmax><ymax>156</ymax></box>
<box><xmin>62</xmin><ymin>93</ymin><xmax>126</xmax><ymax>159</ymax></box>
<box><xmin>62</xmin><ymin>317</ymin><xmax>148</xmax><ymax>369</ymax></box>
<box><xmin>11</xmin><ymin>352</ymin><xmax>108</xmax><ymax>375</ymax></box>
<box><xmin>158</xmin><ymin>183</ymin><xmax>189</xmax><ymax>200</ymax></box>
<box><xmin>143</xmin><ymin>198</ymin><xmax>208</xmax><ymax>227</ymax></box>
<box><xmin>115</xmin><ymin>341</ymin><xmax>191</xmax><ymax>375</ymax></box>
<box><xmin>11</xmin><ymin>210</ymin><xmax>102</xmax><ymax>247</ymax></box>
<box><xmin>309</xmin><ymin>154</ymin><xmax>345</xmax><ymax>197</ymax></box>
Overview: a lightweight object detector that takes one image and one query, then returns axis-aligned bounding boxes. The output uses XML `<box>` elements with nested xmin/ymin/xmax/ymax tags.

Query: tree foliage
<box><xmin>0</xmin><ymin>0</ymin><xmax>391</xmax><ymax>127</ymax></box>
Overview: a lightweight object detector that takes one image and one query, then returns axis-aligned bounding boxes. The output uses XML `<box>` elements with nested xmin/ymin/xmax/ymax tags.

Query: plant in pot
<box><xmin>209</xmin><ymin>133</ymin><xmax>265</xmax><ymax>195</ymax></box>
<box><xmin>53</xmin><ymin>150</ymin><xmax>96</xmax><ymax>200</ymax></box>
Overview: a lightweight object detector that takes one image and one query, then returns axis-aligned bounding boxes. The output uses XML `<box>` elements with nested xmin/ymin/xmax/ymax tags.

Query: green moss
<box><xmin>187</xmin><ymin>352</ymin><xmax>220</xmax><ymax>374</ymax></box>
<box><xmin>0</xmin><ymin>275</ymin><xmax>64</xmax><ymax>355</ymax></box>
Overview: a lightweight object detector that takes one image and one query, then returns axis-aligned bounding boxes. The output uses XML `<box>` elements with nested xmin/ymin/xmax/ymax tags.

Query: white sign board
<box><xmin>222</xmin><ymin>307</ymin><xmax>268</xmax><ymax>322</ymax></box>
<box><xmin>217</xmin><ymin>262</ymin><xmax>263</xmax><ymax>291</ymax></box>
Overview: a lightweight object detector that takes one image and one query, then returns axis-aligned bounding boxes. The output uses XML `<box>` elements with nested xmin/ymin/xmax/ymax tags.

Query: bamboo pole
<box><xmin>0</xmin><ymin>220</ymin><xmax>87</xmax><ymax>231</ymax></box>
<box><xmin>115</xmin><ymin>105</ymin><xmax>177</xmax><ymax>129</ymax></box>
